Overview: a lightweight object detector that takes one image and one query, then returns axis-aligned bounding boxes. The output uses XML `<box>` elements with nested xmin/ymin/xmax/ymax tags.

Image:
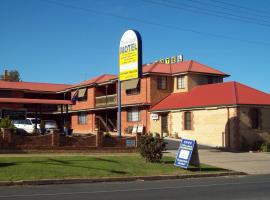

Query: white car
<box><xmin>44</xmin><ymin>120</ymin><xmax>58</xmax><ymax>132</ymax></box>
<box><xmin>12</xmin><ymin>118</ymin><xmax>40</xmax><ymax>134</ymax></box>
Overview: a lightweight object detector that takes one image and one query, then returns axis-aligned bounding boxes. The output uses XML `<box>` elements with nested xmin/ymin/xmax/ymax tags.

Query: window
<box><xmin>177</xmin><ymin>75</ymin><xmax>185</xmax><ymax>89</ymax></box>
<box><xmin>78</xmin><ymin>88</ymin><xmax>88</xmax><ymax>101</ymax></box>
<box><xmin>127</xmin><ymin>107</ymin><xmax>140</xmax><ymax>122</ymax></box>
<box><xmin>208</xmin><ymin>76</ymin><xmax>222</xmax><ymax>84</ymax></box>
<box><xmin>250</xmin><ymin>108</ymin><xmax>260</xmax><ymax>129</ymax></box>
<box><xmin>126</xmin><ymin>88</ymin><xmax>140</xmax><ymax>95</ymax></box>
<box><xmin>157</xmin><ymin>76</ymin><xmax>167</xmax><ymax>89</ymax></box>
<box><xmin>126</xmin><ymin>81</ymin><xmax>140</xmax><ymax>95</ymax></box>
<box><xmin>78</xmin><ymin>112</ymin><xmax>88</xmax><ymax>125</ymax></box>
<box><xmin>184</xmin><ymin>112</ymin><xmax>192</xmax><ymax>130</ymax></box>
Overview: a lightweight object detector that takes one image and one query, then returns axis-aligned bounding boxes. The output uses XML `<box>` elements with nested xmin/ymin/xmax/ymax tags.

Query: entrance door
<box><xmin>161</xmin><ymin>114</ymin><xmax>168</xmax><ymax>137</ymax></box>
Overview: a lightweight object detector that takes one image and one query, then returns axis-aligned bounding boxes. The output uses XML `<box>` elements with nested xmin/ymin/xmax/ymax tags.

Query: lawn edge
<box><xmin>0</xmin><ymin>171</ymin><xmax>247</xmax><ymax>187</ymax></box>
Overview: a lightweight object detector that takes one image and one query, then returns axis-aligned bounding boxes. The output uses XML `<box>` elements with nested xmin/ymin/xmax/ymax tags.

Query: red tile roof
<box><xmin>72</xmin><ymin>74</ymin><xmax>117</xmax><ymax>89</ymax></box>
<box><xmin>0</xmin><ymin>80</ymin><xmax>72</xmax><ymax>92</ymax></box>
<box><xmin>0</xmin><ymin>98</ymin><xmax>72</xmax><ymax>105</ymax></box>
<box><xmin>143</xmin><ymin>60</ymin><xmax>229</xmax><ymax>76</ymax></box>
<box><xmin>151</xmin><ymin>82</ymin><xmax>270</xmax><ymax>111</ymax></box>
<box><xmin>70</xmin><ymin>60</ymin><xmax>228</xmax><ymax>90</ymax></box>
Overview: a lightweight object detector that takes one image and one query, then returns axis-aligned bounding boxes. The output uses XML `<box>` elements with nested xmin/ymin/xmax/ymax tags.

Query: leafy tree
<box><xmin>0</xmin><ymin>70</ymin><xmax>22</xmax><ymax>82</ymax></box>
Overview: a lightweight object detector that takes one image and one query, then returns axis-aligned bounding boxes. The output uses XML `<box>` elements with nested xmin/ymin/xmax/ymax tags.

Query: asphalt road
<box><xmin>0</xmin><ymin>175</ymin><xmax>270</xmax><ymax>200</ymax></box>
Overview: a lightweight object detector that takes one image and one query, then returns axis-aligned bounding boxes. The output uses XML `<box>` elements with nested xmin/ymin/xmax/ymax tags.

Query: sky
<box><xmin>0</xmin><ymin>0</ymin><xmax>269</xmax><ymax>92</ymax></box>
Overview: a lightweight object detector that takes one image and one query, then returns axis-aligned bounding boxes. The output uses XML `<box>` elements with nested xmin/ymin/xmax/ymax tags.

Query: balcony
<box><xmin>57</xmin><ymin>104</ymin><xmax>72</xmax><ymax>113</ymax></box>
<box><xmin>95</xmin><ymin>94</ymin><xmax>117</xmax><ymax>107</ymax></box>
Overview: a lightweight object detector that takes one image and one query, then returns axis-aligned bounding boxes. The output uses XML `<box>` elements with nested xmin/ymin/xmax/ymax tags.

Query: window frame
<box><xmin>78</xmin><ymin>112</ymin><xmax>88</xmax><ymax>125</ymax></box>
<box><xmin>250</xmin><ymin>108</ymin><xmax>260</xmax><ymax>129</ymax></box>
<box><xmin>157</xmin><ymin>76</ymin><xmax>167</xmax><ymax>90</ymax></box>
<box><xmin>177</xmin><ymin>75</ymin><xmax>185</xmax><ymax>89</ymax></box>
<box><xmin>126</xmin><ymin>80</ymin><xmax>141</xmax><ymax>96</ymax></box>
<box><xmin>78</xmin><ymin>89</ymin><xmax>88</xmax><ymax>102</ymax></box>
<box><xmin>184</xmin><ymin>111</ymin><xmax>192</xmax><ymax>130</ymax></box>
<box><xmin>127</xmin><ymin>107</ymin><xmax>141</xmax><ymax>122</ymax></box>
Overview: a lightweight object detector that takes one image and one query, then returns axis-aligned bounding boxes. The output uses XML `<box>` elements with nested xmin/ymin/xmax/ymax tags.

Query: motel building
<box><xmin>0</xmin><ymin>60</ymin><xmax>270</xmax><ymax>150</ymax></box>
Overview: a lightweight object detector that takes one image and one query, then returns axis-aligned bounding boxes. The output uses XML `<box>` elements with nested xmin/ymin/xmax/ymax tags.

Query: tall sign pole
<box><xmin>118</xmin><ymin>30</ymin><xmax>142</xmax><ymax>137</ymax></box>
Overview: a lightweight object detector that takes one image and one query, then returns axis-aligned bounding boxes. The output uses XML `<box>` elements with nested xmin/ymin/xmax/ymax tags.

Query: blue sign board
<box><xmin>174</xmin><ymin>139</ymin><xmax>199</xmax><ymax>169</ymax></box>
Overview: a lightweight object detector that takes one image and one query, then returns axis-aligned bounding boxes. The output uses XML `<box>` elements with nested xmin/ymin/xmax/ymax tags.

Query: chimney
<box><xmin>4</xmin><ymin>70</ymin><xmax>9</xmax><ymax>81</ymax></box>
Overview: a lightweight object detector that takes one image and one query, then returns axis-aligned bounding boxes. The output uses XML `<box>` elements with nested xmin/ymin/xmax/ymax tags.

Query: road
<box><xmin>0</xmin><ymin>175</ymin><xmax>270</xmax><ymax>200</ymax></box>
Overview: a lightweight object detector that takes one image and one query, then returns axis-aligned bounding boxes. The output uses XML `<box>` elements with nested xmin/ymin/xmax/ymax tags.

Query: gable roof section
<box><xmin>0</xmin><ymin>80</ymin><xmax>72</xmax><ymax>93</ymax></box>
<box><xmin>151</xmin><ymin>82</ymin><xmax>270</xmax><ymax>111</ymax></box>
<box><xmin>71</xmin><ymin>74</ymin><xmax>117</xmax><ymax>89</ymax></box>
<box><xmin>143</xmin><ymin>60</ymin><xmax>229</xmax><ymax>76</ymax></box>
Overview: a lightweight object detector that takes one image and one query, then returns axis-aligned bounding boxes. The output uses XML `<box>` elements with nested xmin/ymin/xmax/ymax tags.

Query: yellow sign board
<box><xmin>119</xmin><ymin>30</ymin><xmax>142</xmax><ymax>81</ymax></box>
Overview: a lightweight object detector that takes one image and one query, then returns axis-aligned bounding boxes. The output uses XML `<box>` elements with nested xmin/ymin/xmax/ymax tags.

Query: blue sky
<box><xmin>0</xmin><ymin>0</ymin><xmax>269</xmax><ymax>92</ymax></box>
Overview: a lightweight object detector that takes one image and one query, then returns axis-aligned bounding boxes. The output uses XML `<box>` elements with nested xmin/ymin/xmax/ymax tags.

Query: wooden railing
<box><xmin>95</xmin><ymin>94</ymin><xmax>117</xmax><ymax>107</ymax></box>
<box><xmin>57</xmin><ymin>105</ymin><xmax>72</xmax><ymax>113</ymax></box>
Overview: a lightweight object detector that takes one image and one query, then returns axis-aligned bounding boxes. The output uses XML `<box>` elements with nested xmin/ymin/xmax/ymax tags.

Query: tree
<box><xmin>0</xmin><ymin>70</ymin><xmax>22</xmax><ymax>82</ymax></box>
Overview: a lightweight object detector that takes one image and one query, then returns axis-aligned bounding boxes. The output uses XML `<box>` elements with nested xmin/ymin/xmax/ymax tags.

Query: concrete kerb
<box><xmin>0</xmin><ymin>171</ymin><xmax>247</xmax><ymax>187</ymax></box>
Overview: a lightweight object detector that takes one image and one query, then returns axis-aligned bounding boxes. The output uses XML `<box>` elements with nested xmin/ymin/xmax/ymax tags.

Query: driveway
<box><xmin>165</xmin><ymin>138</ymin><xmax>270</xmax><ymax>175</ymax></box>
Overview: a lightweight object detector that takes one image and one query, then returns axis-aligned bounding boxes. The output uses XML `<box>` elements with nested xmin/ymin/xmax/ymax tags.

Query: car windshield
<box><xmin>30</xmin><ymin>119</ymin><xmax>41</xmax><ymax>124</ymax></box>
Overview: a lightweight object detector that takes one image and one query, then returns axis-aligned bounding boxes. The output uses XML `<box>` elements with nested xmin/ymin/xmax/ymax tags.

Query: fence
<box><xmin>0</xmin><ymin>128</ymin><xmax>140</xmax><ymax>151</ymax></box>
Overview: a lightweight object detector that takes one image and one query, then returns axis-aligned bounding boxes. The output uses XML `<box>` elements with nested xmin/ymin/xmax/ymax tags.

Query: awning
<box><xmin>122</xmin><ymin>79</ymin><xmax>139</xmax><ymax>90</ymax></box>
<box><xmin>78</xmin><ymin>88</ymin><xmax>87</xmax><ymax>98</ymax></box>
<box><xmin>0</xmin><ymin>98</ymin><xmax>72</xmax><ymax>105</ymax></box>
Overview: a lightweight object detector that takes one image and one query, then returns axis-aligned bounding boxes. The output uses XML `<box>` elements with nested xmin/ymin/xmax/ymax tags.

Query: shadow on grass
<box><xmin>6</xmin><ymin>157</ymin><xmax>126</xmax><ymax>175</ymax></box>
<box><xmin>109</xmin><ymin>170</ymin><xmax>127</xmax><ymax>174</ymax></box>
<box><xmin>0</xmin><ymin>163</ymin><xmax>15</xmax><ymax>168</ymax></box>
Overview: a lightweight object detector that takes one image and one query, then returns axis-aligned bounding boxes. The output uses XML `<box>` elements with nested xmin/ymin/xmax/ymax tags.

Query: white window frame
<box><xmin>177</xmin><ymin>75</ymin><xmax>185</xmax><ymax>89</ymax></box>
<box><xmin>127</xmin><ymin>107</ymin><xmax>140</xmax><ymax>122</ymax></box>
<box><xmin>78</xmin><ymin>112</ymin><xmax>88</xmax><ymax>125</ymax></box>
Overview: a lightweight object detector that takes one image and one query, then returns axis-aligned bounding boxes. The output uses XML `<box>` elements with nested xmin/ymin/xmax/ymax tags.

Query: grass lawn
<box><xmin>0</xmin><ymin>155</ymin><xmax>227</xmax><ymax>181</ymax></box>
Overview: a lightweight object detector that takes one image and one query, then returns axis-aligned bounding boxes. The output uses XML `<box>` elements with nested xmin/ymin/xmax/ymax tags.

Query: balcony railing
<box><xmin>95</xmin><ymin>94</ymin><xmax>117</xmax><ymax>107</ymax></box>
<box><xmin>57</xmin><ymin>104</ymin><xmax>72</xmax><ymax>113</ymax></box>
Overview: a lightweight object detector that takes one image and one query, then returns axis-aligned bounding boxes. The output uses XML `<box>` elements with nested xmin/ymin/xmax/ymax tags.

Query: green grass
<box><xmin>0</xmin><ymin>155</ymin><xmax>227</xmax><ymax>181</ymax></box>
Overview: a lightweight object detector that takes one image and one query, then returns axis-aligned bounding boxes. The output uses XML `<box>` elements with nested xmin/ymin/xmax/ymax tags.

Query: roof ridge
<box><xmin>187</xmin><ymin>60</ymin><xmax>193</xmax><ymax>71</ymax></box>
<box><xmin>0</xmin><ymin>80</ymin><xmax>72</xmax><ymax>86</ymax></box>
<box><xmin>149</xmin><ymin>62</ymin><xmax>159</xmax><ymax>72</ymax></box>
<box><xmin>233</xmin><ymin>81</ymin><xmax>239</xmax><ymax>104</ymax></box>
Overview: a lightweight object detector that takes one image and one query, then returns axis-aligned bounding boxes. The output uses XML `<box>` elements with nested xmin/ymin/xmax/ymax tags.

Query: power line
<box><xmin>184</xmin><ymin>0</ymin><xmax>270</xmax><ymax>20</ymax></box>
<box><xmin>39</xmin><ymin>0</ymin><xmax>270</xmax><ymax>46</ymax></box>
<box><xmin>209</xmin><ymin>0</ymin><xmax>270</xmax><ymax>16</ymax></box>
<box><xmin>145</xmin><ymin>0</ymin><xmax>270</xmax><ymax>27</ymax></box>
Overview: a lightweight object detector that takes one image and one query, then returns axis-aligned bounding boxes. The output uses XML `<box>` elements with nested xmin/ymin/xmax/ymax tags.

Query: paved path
<box><xmin>0</xmin><ymin>175</ymin><xmax>269</xmax><ymax>200</ymax></box>
<box><xmin>165</xmin><ymin>138</ymin><xmax>270</xmax><ymax>175</ymax></box>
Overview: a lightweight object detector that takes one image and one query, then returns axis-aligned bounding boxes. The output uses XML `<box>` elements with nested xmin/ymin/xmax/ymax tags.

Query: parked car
<box><xmin>12</xmin><ymin>118</ymin><xmax>41</xmax><ymax>134</ymax></box>
<box><xmin>43</xmin><ymin>120</ymin><xmax>58</xmax><ymax>133</ymax></box>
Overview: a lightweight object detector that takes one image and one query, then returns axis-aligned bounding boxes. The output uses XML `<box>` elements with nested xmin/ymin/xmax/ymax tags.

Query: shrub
<box><xmin>261</xmin><ymin>143</ymin><xmax>270</xmax><ymax>152</ymax></box>
<box><xmin>139</xmin><ymin>135</ymin><xmax>167</xmax><ymax>163</ymax></box>
<box><xmin>104</xmin><ymin>132</ymin><xmax>111</xmax><ymax>138</ymax></box>
<box><xmin>0</xmin><ymin>117</ymin><xmax>15</xmax><ymax>129</ymax></box>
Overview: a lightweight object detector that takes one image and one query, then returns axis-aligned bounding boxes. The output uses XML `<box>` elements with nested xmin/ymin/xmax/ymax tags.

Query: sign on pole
<box><xmin>118</xmin><ymin>30</ymin><xmax>142</xmax><ymax>137</ymax></box>
<box><xmin>174</xmin><ymin>139</ymin><xmax>200</xmax><ymax>169</ymax></box>
<box><xmin>119</xmin><ymin>30</ymin><xmax>142</xmax><ymax>81</ymax></box>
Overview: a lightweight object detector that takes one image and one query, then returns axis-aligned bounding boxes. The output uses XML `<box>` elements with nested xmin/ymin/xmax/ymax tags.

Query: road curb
<box><xmin>0</xmin><ymin>171</ymin><xmax>246</xmax><ymax>187</ymax></box>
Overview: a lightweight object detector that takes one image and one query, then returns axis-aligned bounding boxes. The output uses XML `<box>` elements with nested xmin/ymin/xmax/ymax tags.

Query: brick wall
<box><xmin>71</xmin><ymin>87</ymin><xmax>95</xmax><ymax>110</ymax></box>
<box><xmin>150</xmin><ymin>75</ymin><xmax>173</xmax><ymax>105</ymax></box>
<box><xmin>238</xmin><ymin>106</ymin><xmax>270</xmax><ymax>149</ymax></box>
<box><xmin>71</xmin><ymin>112</ymin><xmax>95</xmax><ymax>134</ymax></box>
<box><xmin>120</xmin><ymin>77</ymin><xmax>150</xmax><ymax>105</ymax></box>
<box><xmin>0</xmin><ymin>130</ymin><xmax>139</xmax><ymax>150</ymax></box>
<box><xmin>121</xmin><ymin>108</ymin><xmax>149</xmax><ymax>134</ymax></box>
